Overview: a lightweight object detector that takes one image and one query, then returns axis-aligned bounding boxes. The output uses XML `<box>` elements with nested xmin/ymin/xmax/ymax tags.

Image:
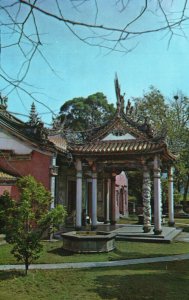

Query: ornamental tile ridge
<box><xmin>0</xmin><ymin>101</ymin><xmax>56</xmax><ymax>153</ymax></box>
<box><xmin>0</xmin><ymin>114</ymin><xmax>55</xmax><ymax>153</ymax></box>
<box><xmin>0</xmin><ymin>109</ymin><xmax>25</xmax><ymax>128</ymax></box>
<box><xmin>71</xmin><ymin>140</ymin><xmax>165</xmax><ymax>155</ymax></box>
<box><xmin>87</xmin><ymin>113</ymin><xmax>150</xmax><ymax>142</ymax></box>
<box><xmin>121</xmin><ymin>112</ymin><xmax>155</xmax><ymax>139</ymax></box>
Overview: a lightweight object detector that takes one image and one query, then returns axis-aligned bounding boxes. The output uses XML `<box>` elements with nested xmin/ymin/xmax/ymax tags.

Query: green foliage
<box><xmin>0</xmin><ymin>191</ymin><xmax>14</xmax><ymax>233</ymax></box>
<box><xmin>133</xmin><ymin>87</ymin><xmax>189</xmax><ymax>203</ymax></box>
<box><xmin>134</xmin><ymin>86</ymin><xmax>168</xmax><ymax>131</ymax></box>
<box><xmin>1</xmin><ymin>175</ymin><xmax>67</xmax><ymax>275</ymax></box>
<box><xmin>127</xmin><ymin>171</ymin><xmax>143</xmax><ymax>206</ymax></box>
<box><xmin>59</xmin><ymin>93</ymin><xmax>115</xmax><ymax>139</ymax></box>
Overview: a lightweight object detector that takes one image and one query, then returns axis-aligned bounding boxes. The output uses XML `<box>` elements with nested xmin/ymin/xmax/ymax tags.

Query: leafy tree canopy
<box><xmin>133</xmin><ymin>86</ymin><xmax>168</xmax><ymax>132</ymax></box>
<box><xmin>133</xmin><ymin>88</ymin><xmax>189</xmax><ymax>203</ymax></box>
<box><xmin>1</xmin><ymin>175</ymin><xmax>67</xmax><ymax>275</ymax></box>
<box><xmin>58</xmin><ymin>93</ymin><xmax>115</xmax><ymax>142</ymax></box>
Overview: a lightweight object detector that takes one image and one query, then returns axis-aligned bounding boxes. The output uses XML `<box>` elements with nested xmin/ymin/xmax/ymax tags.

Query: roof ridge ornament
<box><xmin>27</xmin><ymin>102</ymin><xmax>40</xmax><ymax>126</ymax></box>
<box><xmin>26</xmin><ymin>102</ymin><xmax>48</xmax><ymax>143</ymax></box>
<box><xmin>114</xmin><ymin>73</ymin><xmax>125</xmax><ymax>115</ymax></box>
<box><xmin>0</xmin><ymin>93</ymin><xmax>8</xmax><ymax>110</ymax></box>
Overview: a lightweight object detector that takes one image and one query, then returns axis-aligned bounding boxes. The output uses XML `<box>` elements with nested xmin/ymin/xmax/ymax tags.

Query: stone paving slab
<box><xmin>58</xmin><ymin>225</ymin><xmax>183</xmax><ymax>243</ymax></box>
<box><xmin>1</xmin><ymin>253</ymin><xmax>189</xmax><ymax>271</ymax></box>
<box><xmin>175</xmin><ymin>232</ymin><xmax>189</xmax><ymax>242</ymax></box>
<box><xmin>96</xmin><ymin>224</ymin><xmax>182</xmax><ymax>243</ymax></box>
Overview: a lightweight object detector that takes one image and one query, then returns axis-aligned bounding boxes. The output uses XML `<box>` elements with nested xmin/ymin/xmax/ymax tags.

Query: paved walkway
<box><xmin>1</xmin><ymin>253</ymin><xmax>189</xmax><ymax>271</ymax></box>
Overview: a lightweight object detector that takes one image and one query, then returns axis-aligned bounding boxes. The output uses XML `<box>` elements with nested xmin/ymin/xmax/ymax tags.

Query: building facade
<box><xmin>0</xmin><ymin>96</ymin><xmax>58</xmax><ymax>201</ymax></box>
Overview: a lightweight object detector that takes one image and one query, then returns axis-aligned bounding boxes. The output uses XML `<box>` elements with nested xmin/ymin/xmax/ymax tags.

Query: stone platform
<box><xmin>60</xmin><ymin>224</ymin><xmax>182</xmax><ymax>244</ymax></box>
<box><xmin>93</xmin><ymin>224</ymin><xmax>182</xmax><ymax>243</ymax></box>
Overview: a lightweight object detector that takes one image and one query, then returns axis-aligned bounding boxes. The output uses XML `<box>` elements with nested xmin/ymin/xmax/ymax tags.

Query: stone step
<box><xmin>116</xmin><ymin>228</ymin><xmax>183</xmax><ymax>244</ymax></box>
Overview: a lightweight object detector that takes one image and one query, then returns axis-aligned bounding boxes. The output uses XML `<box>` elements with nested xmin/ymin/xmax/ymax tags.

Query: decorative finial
<box><xmin>0</xmin><ymin>93</ymin><xmax>8</xmax><ymax>110</ymax></box>
<box><xmin>114</xmin><ymin>73</ymin><xmax>125</xmax><ymax>114</ymax></box>
<box><xmin>28</xmin><ymin>102</ymin><xmax>40</xmax><ymax>126</ymax></box>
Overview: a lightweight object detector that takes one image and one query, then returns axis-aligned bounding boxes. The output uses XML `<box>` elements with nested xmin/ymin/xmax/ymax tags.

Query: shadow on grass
<box><xmin>108</xmin><ymin>247</ymin><xmax>164</xmax><ymax>261</ymax></box>
<box><xmin>0</xmin><ymin>270</ymin><xmax>25</xmax><ymax>280</ymax></box>
<box><xmin>88</xmin><ymin>263</ymin><xmax>189</xmax><ymax>300</ymax></box>
<box><xmin>47</xmin><ymin>247</ymin><xmax>75</xmax><ymax>257</ymax></box>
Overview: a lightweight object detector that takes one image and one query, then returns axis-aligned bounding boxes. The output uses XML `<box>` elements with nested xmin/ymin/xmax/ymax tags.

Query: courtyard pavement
<box><xmin>61</xmin><ymin>224</ymin><xmax>183</xmax><ymax>243</ymax></box>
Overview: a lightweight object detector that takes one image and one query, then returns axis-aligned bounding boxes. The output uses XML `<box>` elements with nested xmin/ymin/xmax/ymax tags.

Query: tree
<box><xmin>133</xmin><ymin>88</ymin><xmax>189</xmax><ymax>204</ymax></box>
<box><xmin>133</xmin><ymin>86</ymin><xmax>168</xmax><ymax>132</ymax></box>
<box><xmin>0</xmin><ymin>191</ymin><xmax>14</xmax><ymax>233</ymax></box>
<box><xmin>168</xmin><ymin>93</ymin><xmax>189</xmax><ymax>204</ymax></box>
<box><xmin>1</xmin><ymin>1</ymin><xmax>189</xmax><ymax>108</ymax></box>
<box><xmin>59</xmin><ymin>92</ymin><xmax>115</xmax><ymax>141</ymax></box>
<box><xmin>1</xmin><ymin>175</ymin><xmax>67</xmax><ymax>275</ymax></box>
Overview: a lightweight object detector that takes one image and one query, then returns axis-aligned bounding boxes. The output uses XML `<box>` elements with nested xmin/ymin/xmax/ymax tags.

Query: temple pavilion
<box><xmin>50</xmin><ymin>76</ymin><xmax>177</xmax><ymax>235</ymax></box>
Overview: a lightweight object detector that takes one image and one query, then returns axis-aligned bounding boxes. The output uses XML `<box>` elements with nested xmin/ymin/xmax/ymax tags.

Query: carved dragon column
<box><xmin>142</xmin><ymin>166</ymin><xmax>152</xmax><ymax>233</ymax></box>
<box><xmin>75</xmin><ymin>159</ymin><xmax>82</xmax><ymax>230</ymax></box>
<box><xmin>168</xmin><ymin>166</ymin><xmax>175</xmax><ymax>227</ymax></box>
<box><xmin>153</xmin><ymin>156</ymin><xmax>162</xmax><ymax>235</ymax></box>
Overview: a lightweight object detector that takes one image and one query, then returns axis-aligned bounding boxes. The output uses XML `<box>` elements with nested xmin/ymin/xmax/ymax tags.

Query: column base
<box><xmin>110</xmin><ymin>220</ymin><xmax>116</xmax><ymax>225</ymax></box>
<box><xmin>168</xmin><ymin>221</ymin><xmax>175</xmax><ymax>227</ymax></box>
<box><xmin>143</xmin><ymin>225</ymin><xmax>151</xmax><ymax>233</ymax></box>
<box><xmin>153</xmin><ymin>228</ymin><xmax>162</xmax><ymax>235</ymax></box>
<box><xmin>104</xmin><ymin>220</ymin><xmax>110</xmax><ymax>224</ymax></box>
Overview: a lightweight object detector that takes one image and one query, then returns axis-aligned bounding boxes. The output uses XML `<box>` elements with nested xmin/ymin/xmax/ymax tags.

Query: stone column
<box><xmin>142</xmin><ymin>167</ymin><xmax>151</xmax><ymax>233</ymax></box>
<box><xmin>104</xmin><ymin>178</ymin><xmax>111</xmax><ymax>224</ymax></box>
<box><xmin>91</xmin><ymin>164</ymin><xmax>97</xmax><ymax>229</ymax></box>
<box><xmin>111</xmin><ymin>176</ymin><xmax>116</xmax><ymax>225</ymax></box>
<box><xmin>75</xmin><ymin>159</ymin><xmax>82</xmax><ymax>230</ymax></box>
<box><xmin>50</xmin><ymin>177</ymin><xmax>56</xmax><ymax>209</ymax></box>
<box><xmin>49</xmin><ymin>154</ymin><xmax>58</xmax><ymax>239</ymax></box>
<box><xmin>50</xmin><ymin>154</ymin><xmax>57</xmax><ymax>209</ymax></box>
<box><xmin>153</xmin><ymin>156</ymin><xmax>162</xmax><ymax>235</ymax></box>
<box><xmin>168</xmin><ymin>166</ymin><xmax>175</xmax><ymax>226</ymax></box>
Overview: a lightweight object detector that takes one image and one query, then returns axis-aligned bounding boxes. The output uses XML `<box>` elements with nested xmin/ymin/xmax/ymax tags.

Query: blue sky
<box><xmin>1</xmin><ymin>1</ymin><xmax>189</xmax><ymax>125</ymax></box>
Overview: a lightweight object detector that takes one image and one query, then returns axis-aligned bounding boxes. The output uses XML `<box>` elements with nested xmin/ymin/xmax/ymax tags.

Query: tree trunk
<box><xmin>25</xmin><ymin>257</ymin><xmax>29</xmax><ymax>276</ymax></box>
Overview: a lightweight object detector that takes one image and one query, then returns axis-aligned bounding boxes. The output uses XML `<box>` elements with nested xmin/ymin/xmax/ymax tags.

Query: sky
<box><xmin>1</xmin><ymin>0</ymin><xmax>189</xmax><ymax>125</ymax></box>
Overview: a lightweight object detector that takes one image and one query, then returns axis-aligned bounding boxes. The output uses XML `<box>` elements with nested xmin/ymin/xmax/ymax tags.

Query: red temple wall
<box><xmin>0</xmin><ymin>150</ymin><xmax>52</xmax><ymax>199</ymax></box>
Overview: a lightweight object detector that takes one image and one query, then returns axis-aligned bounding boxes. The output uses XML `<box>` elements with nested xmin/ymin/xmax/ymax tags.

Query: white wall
<box><xmin>0</xmin><ymin>129</ymin><xmax>33</xmax><ymax>154</ymax></box>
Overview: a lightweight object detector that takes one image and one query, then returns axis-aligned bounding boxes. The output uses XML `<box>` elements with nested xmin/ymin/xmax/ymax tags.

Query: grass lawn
<box><xmin>0</xmin><ymin>239</ymin><xmax>189</xmax><ymax>265</ymax></box>
<box><xmin>1</xmin><ymin>218</ymin><xmax>189</xmax><ymax>299</ymax></box>
<box><xmin>0</xmin><ymin>216</ymin><xmax>189</xmax><ymax>265</ymax></box>
<box><xmin>0</xmin><ymin>217</ymin><xmax>189</xmax><ymax>264</ymax></box>
<box><xmin>1</xmin><ymin>261</ymin><xmax>189</xmax><ymax>299</ymax></box>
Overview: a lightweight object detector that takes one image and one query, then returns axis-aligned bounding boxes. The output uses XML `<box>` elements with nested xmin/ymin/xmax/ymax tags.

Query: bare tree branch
<box><xmin>1</xmin><ymin>0</ymin><xmax>189</xmax><ymax>121</ymax></box>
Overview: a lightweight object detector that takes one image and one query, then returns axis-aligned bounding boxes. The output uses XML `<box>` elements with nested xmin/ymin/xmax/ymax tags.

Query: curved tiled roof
<box><xmin>48</xmin><ymin>134</ymin><xmax>67</xmax><ymax>152</ymax></box>
<box><xmin>73</xmin><ymin>140</ymin><xmax>160</xmax><ymax>153</ymax></box>
<box><xmin>72</xmin><ymin>139</ymin><xmax>177</xmax><ymax>161</ymax></box>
